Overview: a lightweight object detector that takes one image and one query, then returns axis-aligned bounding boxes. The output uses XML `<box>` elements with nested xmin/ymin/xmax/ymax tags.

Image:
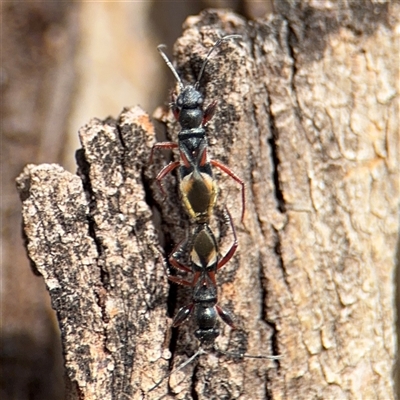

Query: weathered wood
<box><xmin>17</xmin><ymin>4</ymin><xmax>399</xmax><ymax>400</ymax></box>
<box><xmin>17</xmin><ymin>108</ymin><xmax>170</xmax><ymax>399</ymax></box>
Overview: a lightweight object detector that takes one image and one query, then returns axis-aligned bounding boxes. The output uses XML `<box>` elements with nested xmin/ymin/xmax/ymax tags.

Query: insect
<box><xmin>148</xmin><ymin>211</ymin><xmax>281</xmax><ymax>392</ymax></box>
<box><xmin>167</xmin><ymin>212</ymin><xmax>238</xmax><ymax>344</ymax></box>
<box><xmin>151</xmin><ymin>35</ymin><xmax>246</xmax><ymax>223</ymax></box>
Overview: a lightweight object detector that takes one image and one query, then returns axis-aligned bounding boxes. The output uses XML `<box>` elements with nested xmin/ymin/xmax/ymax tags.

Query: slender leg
<box><xmin>198</xmin><ymin>143</ymin><xmax>208</xmax><ymax>167</ymax></box>
<box><xmin>203</xmin><ymin>100</ymin><xmax>217</xmax><ymax>125</ymax></box>
<box><xmin>155</xmin><ymin>160</ymin><xmax>180</xmax><ymax>198</ymax></box>
<box><xmin>179</xmin><ymin>146</ymin><xmax>192</xmax><ymax>168</ymax></box>
<box><xmin>202</xmin><ymin>271</ymin><xmax>217</xmax><ymax>287</ymax></box>
<box><xmin>168</xmin><ymin>276</ymin><xmax>193</xmax><ymax>286</ymax></box>
<box><xmin>159</xmin><ymin>249</ymin><xmax>193</xmax><ymax>286</ymax></box>
<box><xmin>150</xmin><ymin>141</ymin><xmax>178</xmax><ymax>162</ymax></box>
<box><xmin>179</xmin><ymin>141</ymin><xmax>208</xmax><ymax>168</ymax></box>
<box><xmin>168</xmin><ymin>271</ymin><xmax>201</xmax><ymax>287</ymax></box>
<box><xmin>217</xmin><ymin>209</ymin><xmax>238</xmax><ymax>270</ymax></box>
<box><xmin>211</xmin><ymin>159</ymin><xmax>246</xmax><ymax>223</ymax></box>
<box><xmin>169</xmin><ymin>235</ymin><xmax>191</xmax><ymax>273</ymax></box>
<box><xmin>169</xmin><ymin>258</ymin><xmax>191</xmax><ymax>274</ymax></box>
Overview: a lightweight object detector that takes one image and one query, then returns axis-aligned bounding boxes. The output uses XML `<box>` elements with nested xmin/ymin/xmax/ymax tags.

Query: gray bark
<box><xmin>16</xmin><ymin>4</ymin><xmax>399</xmax><ymax>400</ymax></box>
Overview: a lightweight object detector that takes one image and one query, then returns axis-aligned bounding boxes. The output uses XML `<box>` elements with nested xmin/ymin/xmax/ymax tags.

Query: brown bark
<box><xmin>16</xmin><ymin>4</ymin><xmax>399</xmax><ymax>400</ymax></box>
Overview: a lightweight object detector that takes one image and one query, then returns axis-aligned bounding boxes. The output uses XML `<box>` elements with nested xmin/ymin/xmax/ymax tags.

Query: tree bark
<box><xmin>16</xmin><ymin>4</ymin><xmax>399</xmax><ymax>400</ymax></box>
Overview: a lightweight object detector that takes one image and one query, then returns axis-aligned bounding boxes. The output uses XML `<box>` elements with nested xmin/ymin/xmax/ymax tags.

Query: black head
<box><xmin>174</xmin><ymin>85</ymin><xmax>204</xmax><ymax>129</ymax></box>
<box><xmin>157</xmin><ymin>35</ymin><xmax>241</xmax><ymax>129</ymax></box>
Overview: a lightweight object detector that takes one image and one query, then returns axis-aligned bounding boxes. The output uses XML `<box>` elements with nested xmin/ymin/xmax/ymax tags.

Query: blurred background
<box><xmin>1</xmin><ymin>2</ymin><xmax>274</xmax><ymax>399</ymax></box>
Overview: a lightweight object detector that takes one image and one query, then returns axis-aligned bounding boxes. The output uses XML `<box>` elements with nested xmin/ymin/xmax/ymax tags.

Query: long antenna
<box><xmin>195</xmin><ymin>34</ymin><xmax>242</xmax><ymax>89</ymax></box>
<box><xmin>157</xmin><ymin>44</ymin><xmax>184</xmax><ymax>91</ymax></box>
<box><xmin>214</xmin><ymin>345</ymin><xmax>283</xmax><ymax>360</ymax></box>
<box><xmin>147</xmin><ymin>343</ymin><xmax>281</xmax><ymax>393</ymax></box>
<box><xmin>147</xmin><ymin>347</ymin><xmax>206</xmax><ymax>393</ymax></box>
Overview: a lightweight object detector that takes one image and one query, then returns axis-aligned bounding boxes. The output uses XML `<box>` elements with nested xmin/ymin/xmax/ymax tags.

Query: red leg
<box><xmin>179</xmin><ymin>148</ymin><xmax>191</xmax><ymax>168</ymax></box>
<box><xmin>191</xmin><ymin>271</ymin><xmax>201</xmax><ymax>286</ymax></box>
<box><xmin>157</xmin><ymin>247</ymin><xmax>191</xmax><ymax>284</ymax></box>
<box><xmin>179</xmin><ymin>142</ymin><xmax>208</xmax><ymax>168</ymax></box>
<box><xmin>168</xmin><ymin>271</ymin><xmax>200</xmax><ymax>287</ymax></box>
<box><xmin>172</xmin><ymin>107</ymin><xmax>179</xmax><ymax>121</ymax></box>
<box><xmin>199</xmin><ymin>146</ymin><xmax>208</xmax><ymax>167</ymax></box>
<box><xmin>169</xmin><ymin>236</ymin><xmax>191</xmax><ymax>273</ymax></box>
<box><xmin>210</xmin><ymin>159</ymin><xmax>246</xmax><ymax>223</ymax></box>
<box><xmin>217</xmin><ymin>210</ymin><xmax>238</xmax><ymax>271</ymax></box>
<box><xmin>155</xmin><ymin>160</ymin><xmax>180</xmax><ymax>198</ymax></box>
<box><xmin>207</xmin><ymin>271</ymin><xmax>217</xmax><ymax>286</ymax></box>
<box><xmin>150</xmin><ymin>141</ymin><xmax>178</xmax><ymax>162</ymax></box>
<box><xmin>203</xmin><ymin>100</ymin><xmax>217</xmax><ymax>125</ymax></box>
<box><xmin>169</xmin><ymin>258</ymin><xmax>191</xmax><ymax>274</ymax></box>
<box><xmin>168</xmin><ymin>276</ymin><xmax>193</xmax><ymax>286</ymax></box>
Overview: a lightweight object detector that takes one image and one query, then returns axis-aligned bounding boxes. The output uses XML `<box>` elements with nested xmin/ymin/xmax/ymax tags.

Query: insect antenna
<box><xmin>213</xmin><ymin>345</ymin><xmax>282</xmax><ymax>360</ymax></box>
<box><xmin>195</xmin><ymin>34</ymin><xmax>242</xmax><ymax>90</ymax></box>
<box><xmin>146</xmin><ymin>345</ymin><xmax>281</xmax><ymax>394</ymax></box>
<box><xmin>147</xmin><ymin>347</ymin><xmax>206</xmax><ymax>393</ymax></box>
<box><xmin>157</xmin><ymin>44</ymin><xmax>184</xmax><ymax>91</ymax></box>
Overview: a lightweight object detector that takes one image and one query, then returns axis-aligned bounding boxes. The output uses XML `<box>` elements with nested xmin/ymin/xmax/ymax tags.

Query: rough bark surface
<box><xmin>16</xmin><ymin>4</ymin><xmax>399</xmax><ymax>400</ymax></box>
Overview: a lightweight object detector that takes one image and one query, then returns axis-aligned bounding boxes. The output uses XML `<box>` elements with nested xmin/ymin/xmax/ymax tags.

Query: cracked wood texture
<box><xmin>16</xmin><ymin>5</ymin><xmax>399</xmax><ymax>400</ymax></box>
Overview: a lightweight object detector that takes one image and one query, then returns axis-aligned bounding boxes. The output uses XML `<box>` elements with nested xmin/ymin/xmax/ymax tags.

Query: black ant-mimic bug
<box><xmin>167</xmin><ymin>213</ymin><xmax>238</xmax><ymax>343</ymax></box>
<box><xmin>148</xmin><ymin>211</ymin><xmax>281</xmax><ymax>392</ymax></box>
<box><xmin>151</xmin><ymin>35</ymin><xmax>246</xmax><ymax>224</ymax></box>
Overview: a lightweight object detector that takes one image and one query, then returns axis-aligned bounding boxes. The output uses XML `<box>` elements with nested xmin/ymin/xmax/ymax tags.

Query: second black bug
<box><xmin>148</xmin><ymin>211</ymin><xmax>281</xmax><ymax>393</ymax></box>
